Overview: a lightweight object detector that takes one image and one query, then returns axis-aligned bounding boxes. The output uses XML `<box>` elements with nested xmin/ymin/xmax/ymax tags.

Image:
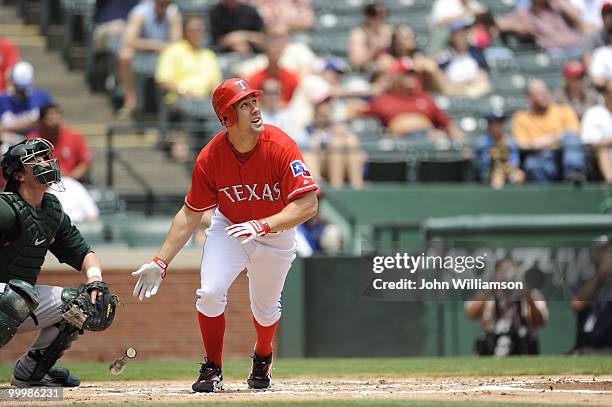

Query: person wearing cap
<box><xmin>437</xmin><ymin>19</ymin><xmax>491</xmax><ymax>97</ymax></box>
<box><xmin>554</xmin><ymin>60</ymin><xmax>600</xmax><ymax>118</ymax></box>
<box><xmin>364</xmin><ymin>57</ymin><xmax>465</xmax><ymax>141</ymax></box>
<box><xmin>512</xmin><ymin>78</ymin><xmax>586</xmax><ymax>183</ymax></box>
<box><xmin>498</xmin><ymin>0</ymin><xmax>583</xmax><ymax>58</ymax></box>
<box><xmin>476</xmin><ymin>112</ymin><xmax>524</xmax><ymax>189</ymax></box>
<box><xmin>581</xmin><ymin>1</ymin><xmax>612</xmax><ymax>70</ymax></box>
<box><xmin>0</xmin><ymin>61</ymin><xmax>52</xmax><ymax>138</ymax></box>
<box><xmin>581</xmin><ymin>80</ymin><xmax>612</xmax><ymax>182</ymax></box>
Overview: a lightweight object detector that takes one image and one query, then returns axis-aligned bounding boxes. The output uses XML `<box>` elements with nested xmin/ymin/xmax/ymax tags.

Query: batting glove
<box><xmin>225</xmin><ymin>219</ymin><xmax>271</xmax><ymax>244</ymax></box>
<box><xmin>131</xmin><ymin>256</ymin><xmax>167</xmax><ymax>301</ymax></box>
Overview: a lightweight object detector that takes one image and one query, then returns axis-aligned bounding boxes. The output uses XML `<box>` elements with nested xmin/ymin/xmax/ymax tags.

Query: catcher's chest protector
<box><xmin>0</xmin><ymin>193</ymin><xmax>63</xmax><ymax>284</ymax></box>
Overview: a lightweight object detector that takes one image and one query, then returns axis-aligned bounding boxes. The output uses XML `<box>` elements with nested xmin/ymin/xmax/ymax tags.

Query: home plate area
<box><xmin>10</xmin><ymin>376</ymin><xmax>611</xmax><ymax>405</ymax></box>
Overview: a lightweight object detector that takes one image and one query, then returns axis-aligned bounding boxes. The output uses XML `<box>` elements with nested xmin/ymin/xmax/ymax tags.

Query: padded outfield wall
<box><xmin>2</xmin><ymin>184</ymin><xmax>610</xmax><ymax>361</ymax></box>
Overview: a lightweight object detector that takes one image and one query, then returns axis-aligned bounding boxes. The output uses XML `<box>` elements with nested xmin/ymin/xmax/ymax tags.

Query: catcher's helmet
<box><xmin>1</xmin><ymin>138</ymin><xmax>61</xmax><ymax>192</ymax></box>
<box><xmin>212</xmin><ymin>78</ymin><xmax>262</xmax><ymax>127</ymax></box>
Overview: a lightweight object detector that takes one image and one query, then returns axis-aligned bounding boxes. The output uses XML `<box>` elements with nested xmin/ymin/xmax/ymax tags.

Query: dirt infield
<box><xmin>1</xmin><ymin>376</ymin><xmax>612</xmax><ymax>405</ymax></box>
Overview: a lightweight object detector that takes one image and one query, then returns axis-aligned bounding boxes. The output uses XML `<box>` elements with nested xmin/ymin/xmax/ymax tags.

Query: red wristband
<box><xmin>258</xmin><ymin>218</ymin><xmax>271</xmax><ymax>235</ymax></box>
<box><xmin>153</xmin><ymin>256</ymin><xmax>168</xmax><ymax>279</ymax></box>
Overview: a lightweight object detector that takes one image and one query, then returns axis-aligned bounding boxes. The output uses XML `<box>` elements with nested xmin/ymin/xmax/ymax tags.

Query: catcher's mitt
<box><xmin>61</xmin><ymin>281</ymin><xmax>119</xmax><ymax>331</ymax></box>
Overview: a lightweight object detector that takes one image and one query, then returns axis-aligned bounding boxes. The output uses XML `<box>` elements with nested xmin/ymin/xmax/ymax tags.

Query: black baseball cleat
<box><xmin>192</xmin><ymin>358</ymin><xmax>223</xmax><ymax>393</ymax></box>
<box><xmin>247</xmin><ymin>352</ymin><xmax>272</xmax><ymax>389</ymax></box>
<box><xmin>11</xmin><ymin>367</ymin><xmax>80</xmax><ymax>387</ymax></box>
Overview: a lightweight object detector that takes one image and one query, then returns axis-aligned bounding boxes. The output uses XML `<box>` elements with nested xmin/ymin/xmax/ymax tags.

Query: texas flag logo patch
<box><xmin>290</xmin><ymin>160</ymin><xmax>312</xmax><ymax>178</ymax></box>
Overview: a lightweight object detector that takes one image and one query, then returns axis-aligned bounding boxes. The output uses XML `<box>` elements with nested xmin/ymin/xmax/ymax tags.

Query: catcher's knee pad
<box><xmin>251</xmin><ymin>302</ymin><xmax>281</xmax><ymax>327</ymax></box>
<box><xmin>195</xmin><ymin>286</ymin><xmax>227</xmax><ymax>317</ymax></box>
<box><xmin>0</xmin><ymin>280</ymin><xmax>40</xmax><ymax>348</ymax></box>
<box><xmin>27</xmin><ymin>322</ymin><xmax>80</xmax><ymax>381</ymax></box>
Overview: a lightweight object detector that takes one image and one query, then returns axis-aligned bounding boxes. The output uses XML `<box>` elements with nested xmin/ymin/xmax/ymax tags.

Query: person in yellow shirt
<box><xmin>156</xmin><ymin>16</ymin><xmax>222</xmax><ymax>162</ymax></box>
<box><xmin>156</xmin><ymin>16</ymin><xmax>222</xmax><ymax>106</ymax></box>
<box><xmin>512</xmin><ymin>79</ymin><xmax>586</xmax><ymax>183</ymax></box>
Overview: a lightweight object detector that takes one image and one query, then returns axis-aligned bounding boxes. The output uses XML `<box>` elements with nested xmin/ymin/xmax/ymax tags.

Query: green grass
<box><xmin>2</xmin><ymin>356</ymin><xmax>611</xmax><ymax>382</ymax></box>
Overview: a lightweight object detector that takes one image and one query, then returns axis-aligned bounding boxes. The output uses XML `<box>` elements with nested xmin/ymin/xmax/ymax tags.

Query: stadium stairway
<box><xmin>0</xmin><ymin>2</ymin><xmax>191</xmax><ymax>204</ymax></box>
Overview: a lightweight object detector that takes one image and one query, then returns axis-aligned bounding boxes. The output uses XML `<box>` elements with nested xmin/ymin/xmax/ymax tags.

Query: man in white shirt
<box><xmin>581</xmin><ymin>80</ymin><xmax>612</xmax><ymax>182</ymax></box>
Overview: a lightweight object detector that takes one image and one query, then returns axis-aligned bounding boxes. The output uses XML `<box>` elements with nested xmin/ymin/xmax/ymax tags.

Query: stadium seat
<box><xmin>417</xmin><ymin>158</ymin><xmax>473</xmax><ymax>183</ymax></box>
<box><xmin>76</xmin><ymin>219</ymin><xmax>110</xmax><ymax>245</ymax></box>
<box><xmin>514</xmin><ymin>52</ymin><xmax>569</xmax><ymax>75</ymax></box>
<box><xmin>118</xmin><ymin>216</ymin><xmax>173</xmax><ymax>247</ymax></box>
<box><xmin>491</xmin><ymin>73</ymin><xmax>527</xmax><ymax>96</ymax></box>
<box><xmin>308</xmin><ymin>32</ymin><xmax>348</xmax><ymax>56</ymax></box>
<box><xmin>174</xmin><ymin>0</ymin><xmax>213</xmax><ymax>16</ymax></box>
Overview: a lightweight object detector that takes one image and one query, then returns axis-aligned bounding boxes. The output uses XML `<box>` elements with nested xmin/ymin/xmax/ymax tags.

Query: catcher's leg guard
<box><xmin>12</xmin><ymin>321</ymin><xmax>81</xmax><ymax>386</ymax></box>
<box><xmin>0</xmin><ymin>280</ymin><xmax>40</xmax><ymax>348</ymax></box>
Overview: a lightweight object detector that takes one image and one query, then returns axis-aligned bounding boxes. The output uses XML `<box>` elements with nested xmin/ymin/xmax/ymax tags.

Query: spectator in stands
<box><xmin>246</xmin><ymin>0</ymin><xmax>314</xmax><ymax>33</ymax></box>
<box><xmin>49</xmin><ymin>177</ymin><xmax>100</xmax><ymax>223</ymax></box>
<box><xmin>497</xmin><ymin>0</ymin><xmax>584</xmax><ymax>58</ymax></box>
<box><xmin>290</xmin><ymin>57</ymin><xmax>369</xmax><ymax>130</ymax></box>
<box><xmin>554</xmin><ymin>60</ymin><xmax>600</xmax><ymax>118</ymax></box>
<box><xmin>437</xmin><ymin>20</ymin><xmax>491</xmax><ymax>97</ymax></box>
<box><xmin>0</xmin><ymin>62</ymin><xmax>52</xmax><ymax>140</ymax></box>
<box><xmin>364</xmin><ymin>58</ymin><xmax>465</xmax><ymax>141</ymax></box>
<box><xmin>0</xmin><ymin>36</ymin><xmax>19</xmax><ymax>93</ymax></box>
<box><xmin>347</xmin><ymin>2</ymin><xmax>392</xmax><ymax>72</ymax></box>
<box><xmin>476</xmin><ymin>112</ymin><xmax>525</xmax><ymax>189</ymax></box>
<box><xmin>512</xmin><ymin>79</ymin><xmax>586</xmax><ymax>183</ymax></box>
<box><xmin>92</xmin><ymin>0</ymin><xmax>139</xmax><ymax>53</ymax></box>
<box><xmin>376</xmin><ymin>24</ymin><xmax>446</xmax><ymax>93</ymax></box>
<box><xmin>581</xmin><ymin>80</ymin><xmax>612</xmax><ymax>182</ymax></box>
<box><xmin>588</xmin><ymin>43</ymin><xmax>612</xmax><ymax>86</ymax></box>
<box><xmin>307</xmin><ymin>96</ymin><xmax>365</xmax><ymax>190</ymax></box>
<box><xmin>117</xmin><ymin>0</ymin><xmax>182</xmax><ymax>118</ymax></box>
<box><xmin>466</xmin><ymin>257</ymin><xmax>548</xmax><ymax>356</ymax></box>
<box><xmin>431</xmin><ymin>0</ymin><xmax>487</xmax><ymax>28</ymax></box>
<box><xmin>570</xmin><ymin>239</ymin><xmax>612</xmax><ymax>354</ymax></box>
<box><xmin>429</xmin><ymin>0</ymin><xmax>488</xmax><ymax>54</ymax></box>
<box><xmin>209</xmin><ymin>0</ymin><xmax>265</xmax><ymax>54</ymax></box>
<box><xmin>232</xmin><ymin>23</ymin><xmax>318</xmax><ymax>79</ymax></box>
<box><xmin>26</xmin><ymin>104</ymin><xmax>92</xmax><ymax>183</ymax></box>
<box><xmin>582</xmin><ymin>1</ymin><xmax>612</xmax><ymax>77</ymax></box>
<box><xmin>248</xmin><ymin>30</ymin><xmax>300</xmax><ymax>106</ymax></box>
<box><xmin>259</xmin><ymin>78</ymin><xmax>310</xmax><ymax>149</ymax></box>
<box><xmin>570</xmin><ymin>0</ymin><xmax>607</xmax><ymax>32</ymax></box>
<box><xmin>156</xmin><ymin>16</ymin><xmax>222</xmax><ymax>105</ymax></box>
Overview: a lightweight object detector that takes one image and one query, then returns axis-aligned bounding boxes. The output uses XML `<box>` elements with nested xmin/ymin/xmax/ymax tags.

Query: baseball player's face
<box><xmin>234</xmin><ymin>96</ymin><xmax>264</xmax><ymax>134</ymax></box>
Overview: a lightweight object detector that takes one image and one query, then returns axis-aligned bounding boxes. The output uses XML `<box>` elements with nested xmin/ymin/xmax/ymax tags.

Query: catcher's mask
<box><xmin>1</xmin><ymin>138</ymin><xmax>63</xmax><ymax>192</ymax></box>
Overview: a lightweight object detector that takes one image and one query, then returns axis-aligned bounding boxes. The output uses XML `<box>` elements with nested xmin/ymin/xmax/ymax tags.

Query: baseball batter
<box><xmin>132</xmin><ymin>78</ymin><xmax>318</xmax><ymax>393</ymax></box>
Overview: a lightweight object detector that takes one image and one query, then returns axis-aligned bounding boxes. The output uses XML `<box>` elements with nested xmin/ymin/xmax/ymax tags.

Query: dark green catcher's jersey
<box><xmin>0</xmin><ymin>192</ymin><xmax>93</xmax><ymax>284</ymax></box>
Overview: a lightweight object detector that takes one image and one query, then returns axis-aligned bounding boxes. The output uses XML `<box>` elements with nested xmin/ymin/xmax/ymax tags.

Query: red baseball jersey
<box><xmin>185</xmin><ymin>124</ymin><xmax>318</xmax><ymax>224</ymax></box>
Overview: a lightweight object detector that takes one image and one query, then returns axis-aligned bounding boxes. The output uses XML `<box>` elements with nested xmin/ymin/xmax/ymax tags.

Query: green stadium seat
<box><xmin>491</xmin><ymin>73</ymin><xmax>527</xmax><ymax>96</ymax></box>
<box><xmin>118</xmin><ymin>216</ymin><xmax>172</xmax><ymax>247</ymax></box>
<box><xmin>174</xmin><ymin>0</ymin><xmax>214</xmax><ymax>16</ymax></box>
<box><xmin>76</xmin><ymin>220</ymin><xmax>109</xmax><ymax>245</ymax></box>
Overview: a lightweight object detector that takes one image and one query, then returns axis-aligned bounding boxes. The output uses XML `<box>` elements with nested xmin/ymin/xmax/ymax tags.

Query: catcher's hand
<box><xmin>62</xmin><ymin>281</ymin><xmax>118</xmax><ymax>331</ymax></box>
<box><xmin>132</xmin><ymin>257</ymin><xmax>167</xmax><ymax>301</ymax></box>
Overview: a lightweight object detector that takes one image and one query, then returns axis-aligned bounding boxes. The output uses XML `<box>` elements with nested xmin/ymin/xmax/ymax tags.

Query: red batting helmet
<box><xmin>212</xmin><ymin>78</ymin><xmax>263</xmax><ymax>127</ymax></box>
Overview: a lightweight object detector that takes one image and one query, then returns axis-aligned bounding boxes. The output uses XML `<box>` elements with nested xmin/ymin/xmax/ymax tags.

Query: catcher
<box><xmin>0</xmin><ymin>138</ymin><xmax>117</xmax><ymax>387</ymax></box>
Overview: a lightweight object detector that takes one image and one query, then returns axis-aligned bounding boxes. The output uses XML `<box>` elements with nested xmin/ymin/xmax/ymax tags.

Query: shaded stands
<box><xmin>16</xmin><ymin>0</ymin><xmax>604</xmax><ymax>188</ymax></box>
